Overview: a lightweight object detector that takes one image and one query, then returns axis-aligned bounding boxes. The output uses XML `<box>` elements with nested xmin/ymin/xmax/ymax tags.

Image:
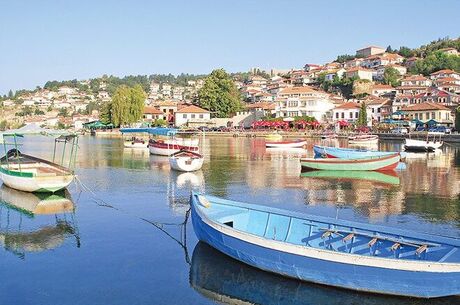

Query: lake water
<box><xmin>1</xmin><ymin>135</ymin><xmax>459</xmax><ymax>305</ymax></box>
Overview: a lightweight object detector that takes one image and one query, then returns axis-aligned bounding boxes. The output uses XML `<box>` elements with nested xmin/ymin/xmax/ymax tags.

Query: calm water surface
<box><xmin>1</xmin><ymin>135</ymin><xmax>459</xmax><ymax>305</ymax></box>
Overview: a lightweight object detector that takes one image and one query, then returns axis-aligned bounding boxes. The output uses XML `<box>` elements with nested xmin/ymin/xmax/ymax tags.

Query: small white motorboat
<box><xmin>149</xmin><ymin>139</ymin><xmax>200</xmax><ymax>156</ymax></box>
<box><xmin>123</xmin><ymin>137</ymin><xmax>148</xmax><ymax>148</ymax></box>
<box><xmin>265</xmin><ymin>139</ymin><xmax>307</xmax><ymax>148</ymax></box>
<box><xmin>404</xmin><ymin>138</ymin><xmax>443</xmax><ymax>152</ymax></box>
<box><xmin>348</xmin><ymin>134</ymin><xmax>379</xmax><ymax>145</ymax></box>
<box><xmin>169</xmin><ymin>150</ymin><xmax>204</xmax><ymax>172</ymax></box>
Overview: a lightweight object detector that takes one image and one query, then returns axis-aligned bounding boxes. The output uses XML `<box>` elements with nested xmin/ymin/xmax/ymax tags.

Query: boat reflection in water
<box><xmin>0</xmin><ymin>185</ymin><xmax>79</xmax><ymax>258</ymax></box>
<box><xmin>190</xmin><ymin>242</ymin><xmax>460</xmax><ymax>305</ymax></box>
<box><xmin>301</xmin><ymin>170</ymin><xmax>400</xmax><ymax>185</ymax></box>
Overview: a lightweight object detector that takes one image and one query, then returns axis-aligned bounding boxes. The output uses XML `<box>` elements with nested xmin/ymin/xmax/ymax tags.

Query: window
<box><xmin>425</xmin><ymin>113</ymin><xmax>429</xmax><ymax>120</ymax></box>
<box><xmin>355</xmin><ymin>112</ymin><xmax>358</xmax><ymax>118</ymax></box>
<box><xmin>377</xmin><ymin>108</ymin><xmax>381</xmax><ymax>113</ymax></box>
<box><xmin>191</xmin><ymin>114</ymin><xmax>195</xmax><ymax>119</ymax></box>
<box><xmin>199</xmin><ymin>114</ymin><xmax>204</xmax><ymax>119</ymax></box>
<box><xmin>372</xmin><ymin>108</ymin><xmax>375</xmax><ymax>113</ymax></box>
<box><xmin>335</xmin><ymin>113</ymin><xmax>339</xmax><ymax>119</ymax></box>
<box><xmin>183</xmin><ymin>114</ymin><xmax>187</xmax><ymax>118</ymax></box>
<box><xmin>349</xmin><ymin>112</ymin><xmax>353</xmax><ymax>119</ymax></box>
<box><xmin>341</xmin><ymin>112</ymin><xmax>344</xmax><ymax>119</ymax></box>
<box><xmin>415</xmin><ymin>113</ymin><xmax>418</xmax><ymax>120</ymax></box>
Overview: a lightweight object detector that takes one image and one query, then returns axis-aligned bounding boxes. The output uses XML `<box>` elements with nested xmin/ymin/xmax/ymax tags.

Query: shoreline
<box><xmin>91</xmin><ymin>130</ymin><xmax>460</xmax><ymax>143</ymax></box>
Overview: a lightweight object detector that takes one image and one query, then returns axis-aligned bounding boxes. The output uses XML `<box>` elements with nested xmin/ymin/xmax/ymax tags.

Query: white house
<box><xmin>345</xmin><ymin>67</ymin><xmax>373</xmax><ymax>81</ymax></box>
<box><xmin>332</xmin><ymin>102</ymin><xmax>372</xmax><ymax>124</ymax></box>
<box><xmin>174</xmin><ymin>105</ymin><xmax>211</xmax><ymax>127</ymax></box>
<box><xmin>371</xmin><ymin>84</ymin><xmax>395</xmax><ymax>96</ymax></box>
<box><xmin>143</xmin><ymin>106</ymin><xmax>165</xmax><ymax>121</ymax></box>
<box><xmin>356</xmin><ymin>46</ymin><xmax>385</xmax><ymax>57</ymax></box>
<box><xmin>325</xmin><ymin>68</ymin><xmax>346</xmax><ymax>81</ymax></box>
<box><xmin>275</xmin><ymin>86</ymin><xmax>335</xmax><ymax>122</ymax></box>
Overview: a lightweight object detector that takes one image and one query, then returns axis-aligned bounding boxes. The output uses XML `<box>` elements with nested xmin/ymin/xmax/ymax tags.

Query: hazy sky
<box><xmin>1</xmin><ymin>0</ymin><xmax>459</xmax><ymax>94</ymax></box>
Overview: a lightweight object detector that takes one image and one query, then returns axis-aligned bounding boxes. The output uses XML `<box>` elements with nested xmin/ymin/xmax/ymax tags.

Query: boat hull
<box><xmin>265</xmin><ymin>140</ymin><xmax>307</xmax><ymax>148</ymax></box>
<box><xmin>0</xmin><ymin>170</ymin><xmax>74</xmax><ymax>193</ymax></box>
<box><xmin>404</xmin><ymin>139</ymin><xmax>442</xmax><ymax>152</ymax></box>
<box><xmin>300</xmin><ymin>154</ymin><xmax>400</xmax><ymax>171</ymax></box>
<box><xmin>191</xmin><ymin>200</ymin><xmax>460</xmax><ymax>298</ymax></box>
<box><xmin>169</xmin><ymin>156</ymin><xmax>204</xmax><ymax>172</ymax></box>
<box><xmin>148</xmin><ymin>142</ymin><xmax>199</xmax><ymax>156</ymax></box>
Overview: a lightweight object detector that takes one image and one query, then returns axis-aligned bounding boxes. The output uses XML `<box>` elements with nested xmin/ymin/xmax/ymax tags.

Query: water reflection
<box><xmin>0</xmin><ymin>186</ymin><xmax>79</xmax><ymax>258</ymax></box>
<box><xmin>190</xmin><ymin>242</ymin><xmax>460</xmax><ymax>305</ymax></box>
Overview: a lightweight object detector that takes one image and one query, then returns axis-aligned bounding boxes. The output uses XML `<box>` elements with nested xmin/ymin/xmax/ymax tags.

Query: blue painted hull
<box><xmin>191</xmin><ymin>202</ymin><xmax>460</xmax><ymax>298</ymax></box>
<box><xmin>314</xmin><ymin>145</ymin><xmax>396</xmax><ymax>159</ymax></box>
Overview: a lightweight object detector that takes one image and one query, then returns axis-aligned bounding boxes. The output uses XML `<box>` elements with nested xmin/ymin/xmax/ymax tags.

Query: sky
<box><xmin>1</xmin><ymin>0</ymin><xmax>459</xmax><ymax>94</ymax></box>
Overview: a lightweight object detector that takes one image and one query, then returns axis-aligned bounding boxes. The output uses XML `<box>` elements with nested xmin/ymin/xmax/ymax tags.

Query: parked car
<box><xmin>391</xmin><ymin>127</ymin><xmax>408</xmax><ymax>134</ymax></box>
<box><xmin>197</xmin><ymin>126</ymin><xmax>210</xmax><ymax>132</ymax></box>
<box><xmin>429</xmin><ymin>126</ymin><xmax>451</xmax><ymax>134</ymax></box>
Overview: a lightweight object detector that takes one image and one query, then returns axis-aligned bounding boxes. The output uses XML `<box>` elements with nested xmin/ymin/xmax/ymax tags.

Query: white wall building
<box><xmin>174</xmin><ymin>105</ymin><xmax>211</xmax><ymax>127</ymax></box>
<box><xmin>276</xmin><ymin>86</ymin><xmax>335</xmax><ymax>122</ymax></box>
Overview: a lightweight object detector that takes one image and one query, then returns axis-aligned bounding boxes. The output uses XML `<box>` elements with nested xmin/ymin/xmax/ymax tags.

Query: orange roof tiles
<box><xmin>402</xmin><ymin>102</ymin><xmax>450</xmax><ymax>111</ymax></box>
<box><xmin>144</xmin><ymin>106</ymin><xmax>163</xmax><ymax>115</ymax></box>
<box><xmin>334</xmin><ymin>102</ymin><xmax>361</xmax><ymax>109</ymax></box>
<box><xmin>278</xmin><ymin>86</ymin><xmax>319</xmax><ymax>94</ymax></box>
<box><xmin>175</xmin><ymin>105</ymin><xmax>210</xmax><ymax>113</ymax></box>
<box><xmin>430</xmin><ymin>69</ymin><xmax>458</xmax><ymax>75</ymax></box>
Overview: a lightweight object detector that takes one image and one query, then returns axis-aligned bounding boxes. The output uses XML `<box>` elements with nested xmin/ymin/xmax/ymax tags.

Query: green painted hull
<box><xmin>300</xmin><ymin>154</ymin><xmax>400</xmax><ymax>171</ymax></box>
<box><xmin>300</xmin><ymin>170</ymin><xmax>400</xmax><ymax>185</ymax></box>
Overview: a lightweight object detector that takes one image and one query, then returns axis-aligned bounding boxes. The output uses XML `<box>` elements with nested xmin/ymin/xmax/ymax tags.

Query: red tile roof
<box><xmin>144</xmin><ymin>106</ymin><xmax>163</xmax><ymax>115</ymax></box>
<box><xmin>402</xmin><ymin>102</ymin><xmax>450</xmax><ymax>111</ymax></box>
<box><xmin>334</xmin><ymin>102</ymin><xmax>361</xmax><ymax>110</ymax></box>
<box><xmin>430</xmin><ymin>69</ymin><xmax>458</xmax><ymax>75</ymax></box>
<box><xmin>175</xmin><ymin>105</ymin><xmax>210</xmax><ymax>113</ymax></box>
<box><xmin>278</xmin><ymin>86</ymin><xmax>319</xmax><ymax>95</ymax></box>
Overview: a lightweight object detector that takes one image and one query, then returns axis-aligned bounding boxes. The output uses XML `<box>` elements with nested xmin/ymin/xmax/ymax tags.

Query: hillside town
<box><xmin>1</xmin><ymin>44</ymin><xmax>459</xmax><ymax>132</ymax></box>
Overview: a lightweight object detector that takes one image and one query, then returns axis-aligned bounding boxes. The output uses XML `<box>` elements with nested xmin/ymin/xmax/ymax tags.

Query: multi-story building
<box><xmin>356</xmin><ymin>46</ymin><xmax>385</xmax><ymax>57</ymax></box>
<box><xmin>362</xmin><ymin>53</ymin><xmax>404</xmax><ymax>69</ymax></box>
<box><xmin>345</xmin><ymin>67</ymin><xmax>373</xmax><ymax>81</ymax></box>
<box><xmin>396</xmin><ymin>75</ymin><xmax>432</xmax><ymax>95</ymax></box>
<box><xmin>275</xmin><ymin>86</ymin><xmax>335</xmax><ymax>122</ymax></box>
<box><xmin>402</xmin><ymin>102</ymin><xmax>453</xmax><ymax>125</ymax></box>
<box><xmin>174</xmin><ymin>105</ymin><xmax>211</xmax><ymax>127</ymax></box>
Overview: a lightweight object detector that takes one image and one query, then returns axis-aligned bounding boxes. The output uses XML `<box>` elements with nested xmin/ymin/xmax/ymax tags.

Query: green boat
<box><xmin>300</xmin><ymin>170</ymin><xmax>400</xmax><ymax>185</ymax></box>
<box><xmin>300</xmin><ymin>153</ymin><xmax>400</xmax><ymax>171</ymax></box>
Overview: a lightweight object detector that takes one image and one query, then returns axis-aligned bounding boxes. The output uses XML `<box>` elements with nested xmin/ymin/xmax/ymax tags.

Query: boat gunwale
<box><xmin>0</xmin><ymin>153</ymin><xmax>73</xmax><ymax>178</ymax></box>
<box><xmin>265</xmin><ymin>140</ymin><xmax>307</xmax><ymax>145</ymax></box>
<box><xmin>191</xmin><ymin>192</ymin><xmax>460</xmax><ymax>249</ymax></box>
<box><xmin>300</xmin><ymin>153</ymin><xmax>400</xmax><ymax>164</ymax></box>
<box><xmin>313</xmin><ymin>145</ymin><xmax>395</xmax><ymax>154</ymax></box>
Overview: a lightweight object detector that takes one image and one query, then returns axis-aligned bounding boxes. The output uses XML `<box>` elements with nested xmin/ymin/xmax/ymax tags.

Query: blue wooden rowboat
<box><xmin>190</xmin><ymin>192</ymin><xmax>460</xmax><ymax>298</ymax></box>
<box><xmin>313</xmin><ymin>145</ymin><xmax>404</xmax><ymax>159</ymax></box>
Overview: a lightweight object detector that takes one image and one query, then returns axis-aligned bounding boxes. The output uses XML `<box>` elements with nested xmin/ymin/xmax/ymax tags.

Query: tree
<box><xmin>100</xmin><ymin>101</ymin><xmax>112</xmax><ymax>124</ymax></box>
<box><xmin>197</xmin><ymin>69</ymin><xmax>242</xmax><ymax>118</ymax></box>
<box><xmin>110</xmin><ymin>85</ymin><xmax>146</xmax><ymax>126</ymax></box>
<box><xmin>34</xmin><ymin>108</ymin><xmax>45</xmax><ymax>115</ymax></box>
<box><xmin>398</xmin><ymin>46</ymin><xmax>414</xmax><ymax>58</ymax></box>
<box><xmin>410</xmin><ymin>51</ymin><xmax>460</xmax><ymax>75</ymax></box>
<box><xmin>456</xmin><ymin>107</ymin><xmax>460</xmax><ymax>131</ymax></box>
<box><xmin>383</xmin><ymin>66</ymin><xmax>401</xmax><ymax>87</ymax></box>
<box><xmin>386</xmin><ymin>45</ymin><xmax>393</xmax><ymax>53</ymax></box>
<box><xmin>357</xmin><ymin>102</ymin><xmax>367</xmax><ymax>126</ymax></box>
<box><xmin>8</xmin><ymin>90</ymin><xmax>13</xmax><ymax>98</ymax></box>
<box><xmin>58</xmin><ymin>108</ymin><xmax>69</xmax><ymax>117</ymax></box>
<box><xmin>0</xmin><ymin>120</ymin><xmax>8</xmax><ymax>131</ymax></box>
